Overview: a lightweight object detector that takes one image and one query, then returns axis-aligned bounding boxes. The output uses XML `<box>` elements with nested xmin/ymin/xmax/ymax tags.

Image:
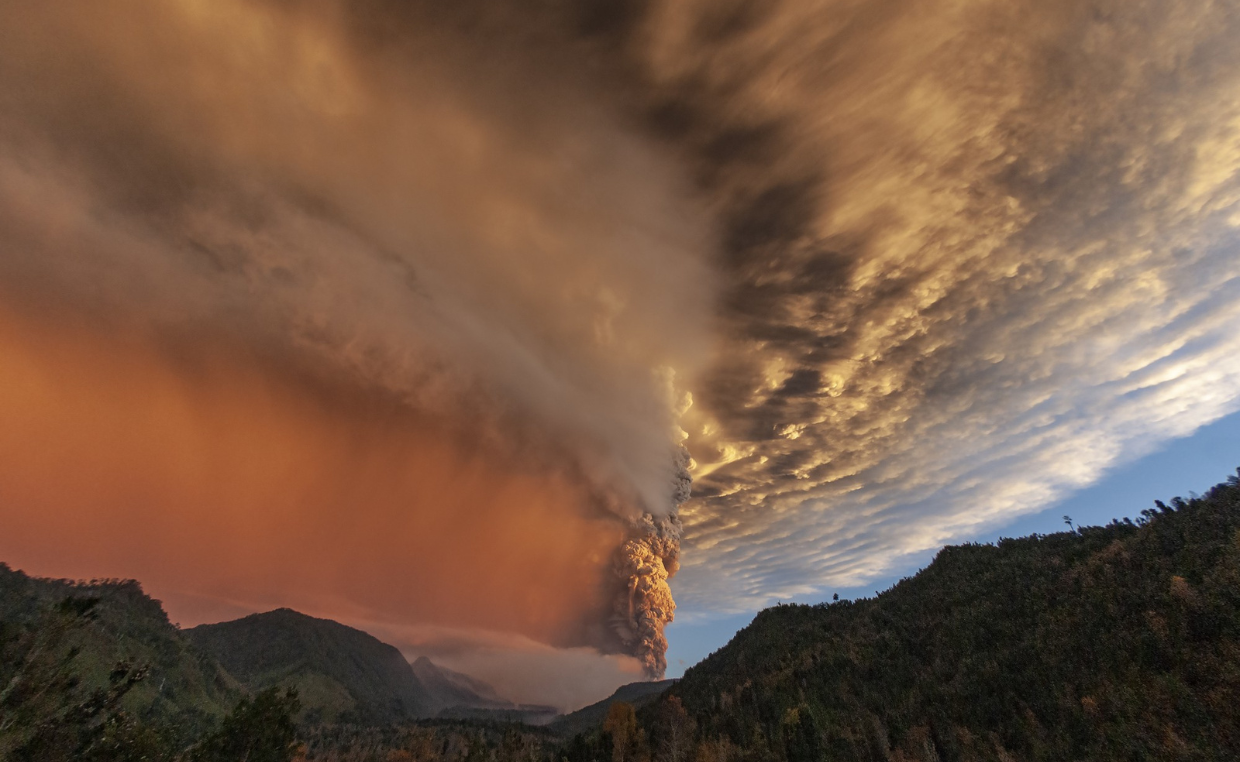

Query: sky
<box><xmin>665</xmin><ymin>407</ymin><xmax>1240</xmax><ymax>676</ymax></box>
<box><xmin>1</xmin><ymin>0</ymin><xmax>1239</xmax><ymax>711</ymax></box>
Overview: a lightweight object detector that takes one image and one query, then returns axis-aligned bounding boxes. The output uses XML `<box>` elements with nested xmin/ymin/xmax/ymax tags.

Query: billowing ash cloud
<box><xmin>0</xmin><ymin>0</ymin><xmax>708</xmax><ymax>680</ymax></box>
<box><xmin>610</xmin><ymin>384</ymin><xmax>694</xmax><ymax>677</ymax></box>
<box><xmin>613</xmin><ymin>510</ymin><xmax>684</xmax><ymax>677</ymax></box>
<box><xmin>2</xmin><ymin>0</ymin><xmax>1240</xmax><ymax>691</ymax></box>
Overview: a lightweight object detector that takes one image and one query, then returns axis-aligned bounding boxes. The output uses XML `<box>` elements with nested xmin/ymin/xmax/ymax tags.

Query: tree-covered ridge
<box><xmin>0</xmin><ymin>564</ymin><xmax>241</xmax><ymax>746</ymax></box>
<box><xmin>0</xmin><ymin>569</ymin><xmax>302</xmax><ymax>761</ymax></box>
<box><xmin>550</xmin><ymin>680</ymin><xmax>677</xmax><ymax>739</ymax></box>
<box><xmin>649</xmin><ymin>470</ymin><xmax>1240</xmax><ymax>762</ymax></box>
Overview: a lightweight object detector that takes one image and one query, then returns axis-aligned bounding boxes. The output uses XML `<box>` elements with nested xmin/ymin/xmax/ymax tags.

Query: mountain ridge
<box><xmin>187</xmin><ymin>608</ymin><xmax>432</xmax><ymax>724</ymax></box>
<box><xmin>550</xmin><ymin>679</ymin><xmax>677</xmax><ymax>737</ymax></box>
<box><xmin>10</xmin><ymin>470</ymin><xmax>1240</xmax><ymax>760</ymax></box>
<box><xmin>0</xmin><ymin>563</ymin><xmax>242</xmax><ymax>749</ymax></box>
<box><xmin>185</xmin><ymin>608</ymin><xmax>520</xmax><ymax>725</ymax></box>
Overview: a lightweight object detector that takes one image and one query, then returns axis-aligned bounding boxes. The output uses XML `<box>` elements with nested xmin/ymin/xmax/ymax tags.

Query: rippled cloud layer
<box><xmin>650</xmin><ymin>0</ymin><xmax>1240</xmax><ymax>610</ymax></box>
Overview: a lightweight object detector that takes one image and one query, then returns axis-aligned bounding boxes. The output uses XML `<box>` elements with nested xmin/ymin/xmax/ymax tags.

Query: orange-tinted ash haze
<box><xmin>4</xmin><ymin>0</ymin><xmax>1240</xmax><ymax>709</ymax></box>
<box><xmin>0</xmin><ymin>308</ymin><xmax>618</xmax><ymax>640</ymax></box>
<box><xmin>0</xmin><ymin>0</ymin><xmax>704</xmax><ymax>705</ymax></box>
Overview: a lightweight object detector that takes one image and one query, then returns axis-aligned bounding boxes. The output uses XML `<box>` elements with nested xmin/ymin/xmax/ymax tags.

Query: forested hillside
<box><xmin>0</xmin><ymin>565</ymin><xmax>299</xmax><ymax>761</ymax></box>
<box><xmin>606</xmin><ymin>470</ymin><xmax>1240</xmax><ymax>762</ymax></box>
<box><xmin>0</xmin><ymin>569</ymin><xmax>559</xmax><ymax>760</ymax></box>
<box><xmin>187</xmin><ymin>609</ymin><xmax>435</xmax><ymax>724</ymax></box>
<box><xmin>550</xmin><ymin>680</ymin><xmax>676</xmax><ymax>738</ymax></box>
<box><xmin>0</xmin><ymin>564</ymin><xmax>241</xmax><ymax>751</ymax></box>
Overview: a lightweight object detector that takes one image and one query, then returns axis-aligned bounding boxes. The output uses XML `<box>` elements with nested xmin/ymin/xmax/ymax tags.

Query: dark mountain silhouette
<box><xmin>411</xmin><ymin>656</ymin><xmax>558</xmax><ymax>723</ymax></box>
<box><xmin>551</xmin><ymin>679</ymin><xmax>676</xmax><ymax>737</ymax></box>
<box><xmin>184</xmin><ymin>609</ymin><xmax>519</xmax><ymax>725</ymax></box>
<box><xmin>185</xmin><ymin>608</ymin><xmax>436</xmax><ymax>724</ymax></box>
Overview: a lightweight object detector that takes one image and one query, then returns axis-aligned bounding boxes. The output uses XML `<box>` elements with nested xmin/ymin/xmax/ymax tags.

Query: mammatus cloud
<box><xmin>620</xmin><ymin>0</ymin><xmax>1240</xmax><ymax>611</ymax></box>
<box><xmin>1</xmin><ymin>0</ymin><xmax>1239</xmax><ymax>697</ymax></box>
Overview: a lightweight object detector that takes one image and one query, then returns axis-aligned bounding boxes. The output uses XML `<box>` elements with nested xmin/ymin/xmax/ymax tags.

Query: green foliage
<box><xmin>780</xmin><ymin>706</ymin><xmax>820</xmax><ymax>762</ymax></box>
<box><xmin>0</xmin><ymin>594</ymin><xmax>166</xmax><ymax>761</ymax></box>
<box><xmin>602</xmin><ymin>702</ymin><xmax>646</xmax><ymax>762</ymax></box>
<box><xmin>189</xmin><ymin>687</ymin><xmax>302</xmax><ymax>762</ymax></box>
<box><xmin>0</xmin><ymin>570</ymin><xmax>302</xmax><ymax>761</ymax></box>
<box><xmin>550</xmin><ymin>680</ymin><xmax>674</xmax><ymax>738</ymax></box>
<box><xmin>0</xmin><ymin>563</ymin><xmax>242</xmax><ymax>746</ymax></box>
<box><xmin>651</xmin><ymin>696</ymin><xmax>694</xmax><ymax>762</ymax></box>
<box><xmin>628</xmin><ymin>468</ymin><xmax>1240</xmax><ymax>762</ymax></box>
<box><xmin>294</xmin><ymin>719</ymin><xmax>559</xmax><ymax>762</ymax></box>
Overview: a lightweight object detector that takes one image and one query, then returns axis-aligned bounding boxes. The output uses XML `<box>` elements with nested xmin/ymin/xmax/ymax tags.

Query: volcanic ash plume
<box><xmin>609</xmin><ymin>389</ymin><xmax>694</xmax><ymax>677</ymax></box>
<box><xmin>613</xmin><ymin>513</ymin><xmax>682</xmax><ymax>678</ymax></box>
<box><xmin>0</xmin><ymin>0</ymin><xmax>724</xmax><ymax>692</ymax></box>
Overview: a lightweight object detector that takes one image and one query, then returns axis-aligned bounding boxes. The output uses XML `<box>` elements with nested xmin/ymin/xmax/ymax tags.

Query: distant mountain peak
<box><xmin>410</xmin><ymin>654</ymin><xmax>511</xmax><ymax>712</ymax></box>
<box><xmin>184</xmin><ymin>608</ymin><xmax>537</xmax><ymax>724</ymax></box>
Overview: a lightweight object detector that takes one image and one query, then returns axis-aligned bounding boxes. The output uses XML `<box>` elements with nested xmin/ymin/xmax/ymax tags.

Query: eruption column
<box><xmin>613</xmin><ymin>514</ymin><xmax>682</xmax><ymax>678</ymax></box>
<box><xmin>611</xmin><ymin>440</ymin><xmax>691</xmax><ymax>678</ymax></box>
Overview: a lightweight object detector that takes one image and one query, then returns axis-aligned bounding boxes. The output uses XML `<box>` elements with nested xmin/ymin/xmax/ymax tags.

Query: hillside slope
<box><xmin>0</xmin><ymin>564</ymin><xmax>241</xmax><ymax>746</ymax></box>
<box><xmin>413</xmin><ymin>656</ymin><xmax>559</xmax><ymax>723</ymax></box>
<box><xmin>186</xmin><ymin>608</ymin><xmax>436</xmax><ymax>725</ymax></box>
<box><xmin>551</xmin><ymin>679</ymin><xmax>676</xmax><ymax>737</ymax></box>
<box><xmin>609</xmin><ymin>470</ymin><xmax>1240</xmax><ymax>762</ymax></box>
<box><xmin>412</xmin><ymin>656</ymin><xmax>509</xmax><ymax>715</ymax></box>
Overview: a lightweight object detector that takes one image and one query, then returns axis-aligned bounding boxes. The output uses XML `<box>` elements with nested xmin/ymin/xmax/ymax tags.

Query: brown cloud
<box><xmin>0</xmin><ymin>306</ymin><xmax>629</xmax><ymax>645</ymax></box>
<box><xmin>0</xmin><ymin>0</ymin><xmax>711</xmax><ymax>675</ymax></box>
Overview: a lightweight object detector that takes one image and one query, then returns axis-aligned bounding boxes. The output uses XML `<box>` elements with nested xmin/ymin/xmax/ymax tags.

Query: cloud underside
<box><xmin>1</xmin><ymin>0</ymin><xmax>1239</xmax><ymax>675</ymax></box>
<box><xmin>657</xmin><ymin>0</ymin><xmax>1240</xmax><ymax>609</ymax></box>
